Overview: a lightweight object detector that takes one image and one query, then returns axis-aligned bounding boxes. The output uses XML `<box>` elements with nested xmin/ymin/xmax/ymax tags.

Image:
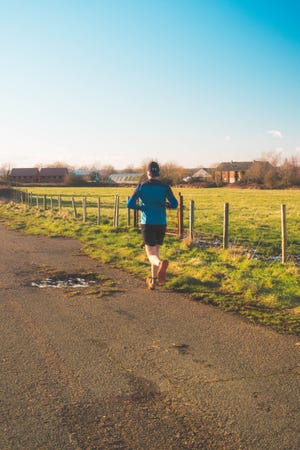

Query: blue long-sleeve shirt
<box><xmin>126</xmin><ymin>179</ymin><xmax>178</xmax><ymax>225</ymax></box>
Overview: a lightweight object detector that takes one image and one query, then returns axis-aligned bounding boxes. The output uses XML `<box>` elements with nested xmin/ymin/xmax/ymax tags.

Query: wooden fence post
<box><xmin>127</xmin><ymin>197</ymin><xmax>131</xmax><ymax>226</ymax></box>
<box><xmin>97</xmin><ymin>196</ymin><xmax>101</xmax><ymax>225</ymax></box>
<box><xmin>189</xmin><ymin>199</ymin><xmax>195</xmax><ymax>243</ymax></box>
<box><xmin>58</xmin><ymin>195</ymin><xmax>62</xmax><ymax>212</ymax></box>
<box><xmin>223</xmin><ymin>202</ymin><xmax>229</xmax><ymax>249</ymax></box>
<box><xmin>71</xmin><ymin>197</ymin><xmax>78</xmax><ymax>219</ymax></box>
<box><xmin>281</xmin><ymin>204</ymin><xmax>287</xmax><ymax>264</ymax></box>
<box><xmin>82</xmin><ymin>197</ymin><xmax>87</xmax><ymax>222</ymax></box>
<box><xmin>178</xmin><ymin>192</ymin><xmax>184</xmax><ymax>239</ymax></box>
<box><xmin>50</xmin><ymin>195</ymin><xmax>53</xmax><ymax>210</ymax></box>
<box><xmin>43</xmin><ymin>195</ymin><xmax>47</xmax><ymax>211</ymax></box>
<box><xmin>113</xmin><ymin>195</ymin><xmax>119</xmax><ymax>227</ymax></box>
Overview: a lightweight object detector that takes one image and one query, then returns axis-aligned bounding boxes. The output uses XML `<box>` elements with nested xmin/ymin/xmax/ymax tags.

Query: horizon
<box><xmin>1</xmin><ymin>1</ymin><xmax>299</xmax><ymax>169</ymax></box>
<box><xmin>3</xmin><ymin>155</ymin><xmax>296</xmax><ymax>173</ymax></box>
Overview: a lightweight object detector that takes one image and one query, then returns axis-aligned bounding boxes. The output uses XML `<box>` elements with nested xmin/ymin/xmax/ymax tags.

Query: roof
<box><xmin>192</xmin><ymin>168</ymin><xmax>212</xmax><ymax>178</ymax></box>
<box><xmin>108</xmin><ymin>173</ymin><xmax>143</xmax><ymax>184</ymax></box>
<box><xmin>215</xmin><ymin>161</ymin><xmax>252</xmax><ymax>171</ymax></box>
<box><xmin>40</xmin><ymin>168</ymin><xmax>68</xmax><ymax>176</ymax></box>
<box><xmin>10</xmin><ymin>168</ymin><xmax>39</xmax><ymax>176</ymax></box>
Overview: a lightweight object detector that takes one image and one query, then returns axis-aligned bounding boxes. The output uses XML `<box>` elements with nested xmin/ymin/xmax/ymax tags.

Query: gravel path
<box><xmin>0</xmin><ymin>223</ymin><xmax>299</xmax><ymax>449</ymax></box>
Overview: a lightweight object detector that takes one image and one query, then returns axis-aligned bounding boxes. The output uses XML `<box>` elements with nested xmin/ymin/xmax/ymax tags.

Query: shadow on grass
<box><xmin>167</xmin><ymin>275</ymin><xmax>220</xmax><ymax>293</ymax></box>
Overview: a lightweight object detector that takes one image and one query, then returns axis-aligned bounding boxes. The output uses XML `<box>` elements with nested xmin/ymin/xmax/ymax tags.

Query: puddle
<box><xmin>193</xmin><ymin>237</ymin><xmax>300</xmax><ymax>262</ymax></box>
<box><xmin>31</xmin><ymin>273</ymin><xmax>99</xmax><ymax>288</ymax></box>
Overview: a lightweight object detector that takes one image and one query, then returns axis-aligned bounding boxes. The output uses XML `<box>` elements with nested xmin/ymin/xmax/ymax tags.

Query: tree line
<box><xmin>1</xmin><ymin>152</ymin><xmax>299</xmax><ymax>188</ymax></box>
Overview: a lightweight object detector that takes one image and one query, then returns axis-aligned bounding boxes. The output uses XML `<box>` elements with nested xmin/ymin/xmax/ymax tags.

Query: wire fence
<box><xmin>10</xmin><ymin>189</ymin><xmax>300</xmax><ymax>264</ymax></box>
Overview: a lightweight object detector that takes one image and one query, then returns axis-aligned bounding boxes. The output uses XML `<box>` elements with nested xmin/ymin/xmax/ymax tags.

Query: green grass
<box><xmin>21</xmin><ymin>186</ymin><xmax>300</xmax><ymax>255</ymax></box>
<box><xmin>2</xmin><ymin>187</ymin><xmax>300</xmax><ymax>334</ymax></box>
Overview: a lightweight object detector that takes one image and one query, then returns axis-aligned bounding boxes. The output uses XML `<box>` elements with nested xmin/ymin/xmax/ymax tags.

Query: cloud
<box><xmin>267</xmin><ymin>130</ymin><xmax>283</xmax><ymax>139</ymax></box>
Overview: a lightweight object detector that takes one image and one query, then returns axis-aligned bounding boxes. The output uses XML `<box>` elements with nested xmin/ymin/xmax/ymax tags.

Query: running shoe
<box><xmin>157</xmin><ymin>260</ymin><xmax>169</xmax><ymax>283</ymax></box>
<box><xmin>146</xmin><ymin>277</ymin><xmax>156</xmax><ymax>290</ymax></box>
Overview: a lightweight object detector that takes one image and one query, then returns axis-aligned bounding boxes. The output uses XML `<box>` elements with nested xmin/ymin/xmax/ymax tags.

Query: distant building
<box><xmin>182</xmin><ymin>168</ymin><xmax>213</xmax><ymax>183</ymax></box>
<box><xmin>39</xmin><ymin>168</ymin><xmax>69</xmax><ymax>183</ymax></box>
<box><xmin>214</xmin><ymin>161</ymin><xmax>275</xmax><ymax>184</ymax></box>
<box><xmin>191</xmin><ymin>168</ymin><xmax>213</xmax><ymax>182</ymax></box>
<box><xmin>108</xmin><ymin>173</ymin><xmax>143</xmax><ymax>185</ymax></box>
<box><xmin>9</xmin><ymin>167</ymin><xmax>69</xmax><ymax>184</ymax></box>
<box><xmin>214</xmin><ymin>161</ymin><xmax>253</xmax><ymax>184</ymax></box>
<box><xmin>9</xmin><ymin>168</ymin><xmax>39</xmax><ymax>184</ymax></box>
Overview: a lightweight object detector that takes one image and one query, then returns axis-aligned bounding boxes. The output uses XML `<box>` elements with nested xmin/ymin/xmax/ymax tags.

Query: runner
<box><xmin>127</xmin><ymin>161</ymin><xmax>178</xmax><ymax>290</ymax></box>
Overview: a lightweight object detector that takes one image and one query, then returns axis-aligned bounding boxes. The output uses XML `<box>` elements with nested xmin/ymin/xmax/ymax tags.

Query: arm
<box><xmin>166</xmin><ymin>186</ymin><xmax>178</xmax><ymax>209</ymax></box>
<box><xmin>126</xmin><ymin>185</ymin><xmax>142</xmax><ymax>210</ymax></box>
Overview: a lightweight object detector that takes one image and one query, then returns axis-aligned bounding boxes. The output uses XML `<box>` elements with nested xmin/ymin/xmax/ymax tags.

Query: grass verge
<box><xmin>0</xmin><ymin>202</ymin><xmax>299</xmax><ymax>334</ymax></box>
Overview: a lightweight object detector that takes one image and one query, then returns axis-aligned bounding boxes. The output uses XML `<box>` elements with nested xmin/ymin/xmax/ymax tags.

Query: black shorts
<box><xmin>141</xmin><ymin>224</ymin><xmax>166</xmax><ymax>246</ymax></box>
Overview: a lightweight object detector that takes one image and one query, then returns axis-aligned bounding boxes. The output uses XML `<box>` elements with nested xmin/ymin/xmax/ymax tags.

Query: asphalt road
<box><xmin>0</xmin><ymin>222</ymin><xmax>299</xmax><ymax>449</ymax></box>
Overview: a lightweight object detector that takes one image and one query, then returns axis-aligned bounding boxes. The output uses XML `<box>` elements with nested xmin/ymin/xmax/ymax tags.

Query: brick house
<box><xmin>214</xmin><ymin>161</ymin><xmax>252</xmax><ymax>184</ymax></box>
<box><xmin>39</xmin><ymin>168</ymin><xmax>68</xmax><ymax>183</ymax></box>
<box><xmin>9</xmin><ymin>168</ymin><xmax>39</xmax><ymax>184</ymax></box>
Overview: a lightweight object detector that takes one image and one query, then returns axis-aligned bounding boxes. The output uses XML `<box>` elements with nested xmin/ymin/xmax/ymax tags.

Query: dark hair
<box><xmin>147</xmin><ymin>161</ymin><xmax>160</xmax><ymax>177</ymax></box>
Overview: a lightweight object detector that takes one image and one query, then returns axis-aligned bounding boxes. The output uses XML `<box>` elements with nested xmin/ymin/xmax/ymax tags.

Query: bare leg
<box><xmin>145</xmin><ymin>244</ymin><xmax>168</xmax><ymax>286</ymax></box>
<box><xmin>145</xmin><ymin>244</ymin><xmax>161</xmax><ymax>280</ymax></box>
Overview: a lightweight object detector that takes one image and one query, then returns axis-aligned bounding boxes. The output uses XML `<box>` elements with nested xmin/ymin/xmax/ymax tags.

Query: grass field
<box><xmin>1</xmin><ymin>186</ymin><xmax>299</xmax><ymax>334</ymax></box>
<box><xmin>17</xmin><ymin>186</ymin><xmax>300</xmax><ymax>256</ymax></box>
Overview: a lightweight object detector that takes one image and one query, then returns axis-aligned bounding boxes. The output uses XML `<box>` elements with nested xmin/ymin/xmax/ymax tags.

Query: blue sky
<box><xmin>0</xmin><ymin>0</ymin><xmax>299</xmax><ymax>169</ymax></box>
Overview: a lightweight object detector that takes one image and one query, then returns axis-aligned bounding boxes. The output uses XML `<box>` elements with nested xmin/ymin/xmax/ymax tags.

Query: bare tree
<box><xmin>245</xmin><ymin>160</ymin><xmax>275</xmax><ymax>185</ymax></box>
<box><xmin>120</xmin><ymin>165</ymin><xmax>138</xmax><ymax>174</ymax></box>
<box><xmin>100</xmin><ymin>164</ymin><xmax>115</xmax><ymax>180</ymax></box>
<box><xmin>280</xmin><ymin>155</ymin><xmax>300</xmax><ymax>187</ymax></box>
<box><xmin>160</xmin><ymin>161</ymin><xmax>185</xmax><ymax>185</ymax></box>
<box><xmin>260</xmin><ymin>150</ymin><xmax>283</xmax><ymax>167</ymax></box>
<box><xmin>46</xmin><ymin>161</ymin><xmax>73</xmax><ymax>169</ymax></box>
<box><xmin>0</xmin><ymin>164</ymin><xmax>10</xmax><ymax>182</ymax></box>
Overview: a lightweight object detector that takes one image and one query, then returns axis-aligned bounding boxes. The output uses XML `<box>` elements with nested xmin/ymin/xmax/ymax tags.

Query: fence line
<box><xmin>9</xmin><ymin>189</ymin><xmax>298</xmax><ymax>263</ymax></box>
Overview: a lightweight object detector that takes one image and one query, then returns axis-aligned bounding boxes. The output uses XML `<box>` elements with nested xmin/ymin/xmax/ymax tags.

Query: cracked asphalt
<box><xmin>0</xmin><ymin>222</ymin><xmax>299</xmax><ymax>449</ymax></box>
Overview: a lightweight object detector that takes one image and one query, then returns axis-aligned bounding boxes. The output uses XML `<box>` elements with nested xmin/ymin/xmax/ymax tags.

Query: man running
<box><xmin>126</xmin><ymin>161</ymin><xmax>178</xmax><ymax>290</ymax></box>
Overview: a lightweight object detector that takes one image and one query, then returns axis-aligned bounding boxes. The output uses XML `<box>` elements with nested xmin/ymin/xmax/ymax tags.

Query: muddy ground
<box><xmin>0</xmin><ymin>221</ymin><xmax>299</xmax><ymax>449</ymax></box>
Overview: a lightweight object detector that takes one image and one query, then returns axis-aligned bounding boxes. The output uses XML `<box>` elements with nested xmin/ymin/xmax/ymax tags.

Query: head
<box><xmin>147</xmin><ymin>161</ymin><xmax>160</xmax><ymax>178</ymax></box>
